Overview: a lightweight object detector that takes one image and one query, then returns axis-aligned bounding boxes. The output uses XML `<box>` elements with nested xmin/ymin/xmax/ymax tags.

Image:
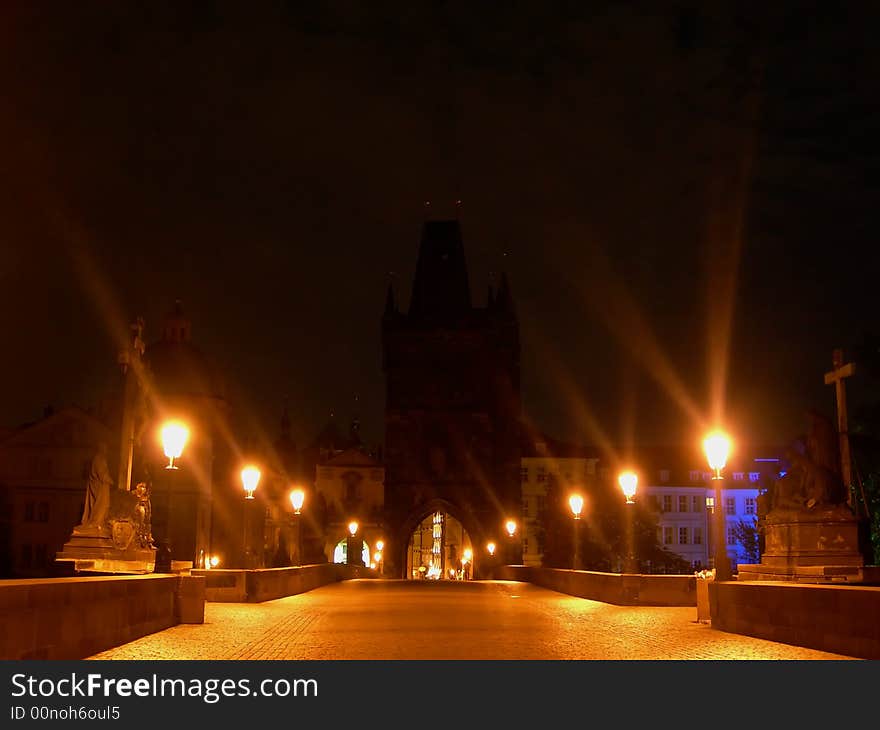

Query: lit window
<box><xmin>749</xmin><ymin>472</ymin><xmax>761</xmax><ymax>483</ymax></box>
<box><xmin>727</xmin><ymin>527</ymin><xmax>737</xmax><ymax>545</ymax></box>
<box><xmin>679</xmin><ymin>527</ymin><xmax>688</xmax><ymax>545</ymax></box>
<box><xmin>745</xmin><ymin>497</ymin><xmax>756</xmax><ymax>515</ymax></box>
<box><xmin>664</xmin><ymin>527</ymin><xmax>674</xmax><ymax>545</ymax></box>
<box><xmin>689</xmin><ymin>470</ymin><xmax>700</xmax><ymax>481</ymax></box>
<box><xmin>725</xmin><ymin>497</ymin><xmax>735</xmax><ymax>515</ymax></box>
<box><xmin>679</xmin><ymin>495</ymin><xmax>688</xmax><ymax>512</ymax></box>
<box><xmin>733</xmin><ymin>472</ymin><xmax>745</xmax><ymax>481</ymax></box>
<box><xmin>693</xmin><ymin>528</ymin><xmax>703</xmax><ymax>545</ymax></box>
<box><xmin>662</xmin><ymin>495</ymin><xmax>672</xmax><ymax>513</ymax></box>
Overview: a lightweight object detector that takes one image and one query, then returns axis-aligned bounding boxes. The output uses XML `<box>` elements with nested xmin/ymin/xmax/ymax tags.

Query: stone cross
<box><xmin>824</xmin><ymin>348</ymin><xmax>856</xmax><ymax>508</ymax></box>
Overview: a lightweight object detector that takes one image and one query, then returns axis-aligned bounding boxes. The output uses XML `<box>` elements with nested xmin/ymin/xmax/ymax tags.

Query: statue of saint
<box><xmin>78</xmin><ymin>442</ymin><xmax>113</xmax><ymax>529</ymax></box>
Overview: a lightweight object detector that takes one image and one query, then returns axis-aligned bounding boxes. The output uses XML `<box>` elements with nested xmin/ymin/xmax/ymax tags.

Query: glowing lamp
<box><xmin>209</xmin><ymin>555</ymin><xmax>220</xmax><ymax>568</ymax></box>
<box><xmin>487</xmin><ymin>542</ymin><xmax>496</xmax><ymax>556</ymax></box>
<box><xmin>569</xmin><ymin>494</ymin><xmax>584</xmax><ymax>519</ymax></box>
<box><xmin>241</xmin><ymin>465</ymin><xmax>261</xmax><ymax>499</ymax></box>
<box><xmin>703</xmin><ymin>431</ymin><xmax>732</xmax><ymax>475</ymax></box>
<box><xmin>618</xmin><ymin>471</ymin><xmax>638</xmax><ymax>504</ymax></box>
<box><xmin>376</xmin><ymin>540</ymin><xmax>384</xmax><ymax>551</ymax></box>
<box><xmin>463</xmin><ymin>548</ymin><xmax>473</xmax><ymax>563</ymax></box>
<box><xmin>290</xmin><ymin>488</ymin><xmax>305</xmax><ymax>514</ymax></box>
<box><xmin>348</xmin><ymin>521</ymin><xmax>358</xmax><ymax>537</ymax></box>
<box><xmin>160</xmin><ymin>421</ymin><xmax>189</xmax><ymax>469</ymax></box>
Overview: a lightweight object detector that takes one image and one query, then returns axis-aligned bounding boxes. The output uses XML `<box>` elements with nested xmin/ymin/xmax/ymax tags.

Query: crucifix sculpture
<box><xmin>824</xmin><ymin>348</ymin><xmax>856</xmax><ymax>510</ymax></box>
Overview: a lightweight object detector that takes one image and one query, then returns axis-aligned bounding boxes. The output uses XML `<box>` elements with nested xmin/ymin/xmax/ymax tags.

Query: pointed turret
<box><xmin>496</xmin><ymin>272</ymin><xmax>516</xmax><ymax>320</ymax></box>
<box><xmin>408</xmin><ymin>220</ymin><xmax>471</xmax><ymax>322</ymax></box>
<box><xmin>383</xmin><ymin>282</ymin><xmax>397</xmax><ymax>320</ymax></box>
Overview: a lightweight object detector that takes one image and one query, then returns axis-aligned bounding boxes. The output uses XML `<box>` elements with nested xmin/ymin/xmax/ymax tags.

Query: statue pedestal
<box><xmin>738</xmin><ymin>506</ymin><xmax>872</xmax><ymax>584</ymax></box>
<box><xmin>56</xmin><ymin>527</ymin><xmax>158</xmax><ymax>574</ymax></box>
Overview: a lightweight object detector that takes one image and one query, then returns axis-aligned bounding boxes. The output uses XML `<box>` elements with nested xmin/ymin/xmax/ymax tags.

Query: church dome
<box><xmin>144</xmin><ymin>301</ymin><xmax>226</xmax><ymax>401</ymax></box>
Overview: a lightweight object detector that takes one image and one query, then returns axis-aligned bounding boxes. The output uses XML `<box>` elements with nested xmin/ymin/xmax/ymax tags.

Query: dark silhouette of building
<box><xmin>382</xmin><ymin>220</ymin><xmax>522</xmax><ymax>577</ymax></box>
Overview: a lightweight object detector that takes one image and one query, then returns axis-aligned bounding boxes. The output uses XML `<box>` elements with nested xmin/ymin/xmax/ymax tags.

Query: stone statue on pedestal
<box><xmin>74</xmin><ymin>442</ymin><xmax>114</xmax><ymax>534</ymax></box>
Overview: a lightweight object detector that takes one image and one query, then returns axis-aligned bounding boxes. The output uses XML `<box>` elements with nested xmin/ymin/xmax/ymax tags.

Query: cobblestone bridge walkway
<box><xmin>91</xmin><ymin>579</ymin><xmax>854</xmax><ymax>660</ymax></box>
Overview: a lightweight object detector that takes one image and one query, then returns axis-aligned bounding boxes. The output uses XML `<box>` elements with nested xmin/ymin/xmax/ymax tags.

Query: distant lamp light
<box><xmin>376</xmin><ymin>540</ymin><xmax>384</xmax><ymax>551</ymax></box>
<box><xmin>370</xmin><ymin>562</ymin><xmax>376</xmax><ymax>570</ymax></box>
<box><xmin>703</xmin><ymin>431</ymin><xmax>732</xmax><ymax>476</ymax></box>
<box><xmin>569</xmin><ymin>494</ymin><xmax>584</xmax><ymax>519</ymax></box>
<box><xmin>348</xmin><ymin>521</ymin><xmax>358</xmax><ymax>537</ymax></box>
<box><xmin>374</xmin><ymin>551</ymin><xmax>382</xmax><ymax>563</ymax></box>
<box><xmin>209</xmin><ymin>555</ymin><xmax>220</xmax><ymax>568</ymax></box>
<box><xmin>505</xmin><ymin>520</ymin><xmax>517</xmax><ymax>538</ymax></box>
<box><xmin>241</xmin><ymin>465</ymin><xmax>261</xmax><ymax>499</ymax></box>
<box><xmin>618</xmin><ymin>471</ymin><xmax>638</xmax><ymax>504</ymax></box>
<box><xmin>487</xmin><ymin>542</ymin><xmax>496</xmax><ymax>556</ymax></box>
<box><xmin>290</xmin><ymin>488</ymin><xmax>305</xmax><ymax>514</ymax></box>
<box><xmin>160</xmin><ymin>421</ymin><xmax>189</xmax><ymax>469</ymax></box>
<box><xmin>463</xmin><ymin>548</ymin><xmax>473</xmax><ymax>563</ymax></box>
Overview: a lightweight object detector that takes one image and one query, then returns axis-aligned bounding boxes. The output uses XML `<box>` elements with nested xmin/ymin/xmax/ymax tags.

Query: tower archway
<box><xmin>397</xmin><ymin>498</ymin><xmax>483</xmax><ymax>580</ymax></box>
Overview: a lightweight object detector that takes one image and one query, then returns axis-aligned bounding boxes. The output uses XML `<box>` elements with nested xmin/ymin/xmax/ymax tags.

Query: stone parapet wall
<box><xmin>0</xmin><ymin>574</ymin><xmax>204</xmax><ymax>660</ymax></box>
<box><xmin>193</xmin><ymin>563</ymin><xmax>376</xmax><ymax>603</ymax></box>
<box><xmin>709</xmin><ymin>580</ymin><xmax>880</xmax><ymax>659</ymax></box>
<box><xmin>496</xmin><ymin>565</ymin><xmax>696</xmax><ymax>606</ymax></box>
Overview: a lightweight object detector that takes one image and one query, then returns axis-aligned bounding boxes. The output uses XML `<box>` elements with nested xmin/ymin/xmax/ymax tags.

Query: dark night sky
<box><xmin>1</xmin><ymin>2</ymin><xmax>877</xmax><ymax>457</ymax></box>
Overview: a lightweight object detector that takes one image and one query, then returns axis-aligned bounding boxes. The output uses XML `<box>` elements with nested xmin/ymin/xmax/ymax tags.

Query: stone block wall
<box><xmin>496</xmin><ymin>565</ymin><xmax>696</xmax><ymax>606</ymax></box>
<box><xmin>709</xmin><ymin>580</ymin><xmax>880</xmax><ymax>659</ymax></box>
<box><xmin>0</xmin><ymin>574</ymin><xmax>205</xmax><ymax>660</ymax></box>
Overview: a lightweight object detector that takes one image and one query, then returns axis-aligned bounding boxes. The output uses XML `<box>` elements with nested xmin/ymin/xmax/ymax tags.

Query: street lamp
<box><xmin>703</xmin><ymin>430</ymin><xmax>732</xmax><ymax>581</ymax></box>
<box><xmin>486</xmin><ymin>542</ymin><xmax>496</xmax><ymax>556</ymax></box>
<box><xmin>290</xmin><ymin>487</ymin><xmax>306</xmax><ymax>566</ymax></box>
<box><xmin>348</xmin><ymin>520</ymin><xmax>358</xmax><ymax>536</ymax></box>
<box><xmin>568</xmin><ymin>494</ymin><xmax>584</xmax><ymax>570</ymax></box>
<box><xmin>618</xmin><ymin>471</ymin><xmax>639</xmax><ymax>573</ymax></box>
<box><xmin>154</xmin><ymin>420</ymin><xmax>189</xmax><ymax>573</ymax></box>
<box><xmin>504</xmin><ymin>519</ymin><xmax>518</xmax><ymax>565</ymax></box>
<box><xmin>161</xmin><ymin>421</ymin><xmax>189</xmax><ymax>470</ymax></box>
<box><xmin>241</xmin><ymin>465</ymin><xmax>261</xmax><ymax>568</ymax></box>
<box><xmin>347</xmin><ymin>520</ymin><xmax>361</xmax><ymax>567</ymax></box>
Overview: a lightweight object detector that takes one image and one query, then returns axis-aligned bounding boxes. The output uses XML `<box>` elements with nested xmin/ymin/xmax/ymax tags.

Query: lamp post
<box><xmin>568</xmin><ymin>494</ymin><xmax>584</xmax><ymax>570</ymax></box>
<box><xmin>376</xmin><ymin>539</ymin><xmax>384</xmax><ymax>575</ymax></box>
<box><xmin>289</xmin><ymin>487</ymin><xmax>305</xmax><ymax>567</ymax></box>
<box><xmin>703</xmin><ymin>431</ymin><xmax>732</xmax><ymax>581</ymax></box>
<box><xmin>618</xmin><ymin>471</ymin><xmax>639</xmax><ymax>573</ymax></box>
<box><xmin>241</xmin><ymin>465</ymin><xmax>261</xmax><ymax>569</ymax></box>
<box><xmin>486</xmin><ymin>541</ymin><xmax>497</xmax><ymax>579</ymax></box>
<box><xmin>462</xmin><ymin>547</ymin><xmax>473</xmax><ymax>580</ymax></box>
<box><xmin>347</xmin><ymin>520</ymin><xmax>361</xmax><ymax>566</ymax></box>
<box><xmin>505</xmin><ymin>519</ymin><xmax>517</xmax><ymax>565</ymax></box>
<box><xmin>154</xmin><ymin>420</ymin><xmax>189</xmax><ymax>573</ymax></box>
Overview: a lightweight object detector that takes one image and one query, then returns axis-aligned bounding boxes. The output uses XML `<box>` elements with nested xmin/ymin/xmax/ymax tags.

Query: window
<box><xmin>652</xmin><ymin>496</ymin><xmax>661</xmax><ymax>512</ymax></box>
<box><xmin>536</xmin><ymin>466</ymin><xmax>546</xmax><ymax>482</ymax></box>
<box><xmin>523</xmin><ymin>538</ymin><xmax>530</xmax><ymax>553</ymax></box>
<box><xmin>693</xmin><ymin>527</ymin><xmax>703</xmax><ymax>545</ymax></box>
<box><xmin>522</xmin><ymin>498</ymin><xmax>531</xmax><ymax>518</ymax></box>
<box><xmin>749</xmin><ymin>472</ymin><xmax>761</xmax><ymax>483</ymax></box>
<box><xmin>35</xmin><ymin>544</ymin><xmax>47</xmax><ymax>566</ymax></box>
<box><xmin>689</xmin><ymin>470</ymin><xmax>700</xmax><ymax>481</ymax></box>
<box><xmin>725</xmin><ymin>497</ymin><xmax>735</xmax><ymax>515</ymax></box>
<box><xmin>520</xmin><ymin>467</ymin><xmax>529</xmax><ymax>483</ymax></box>
<box><xmin>692</xmin><ymin>495</ymin><xmax>702</xmax><ymax>512</ymax></box>
<box><xmin>702</xmin><ymin>472</ymin><xmax>712</xmax><ymax>482</ymax></box>
<box><xmin>678</xmin><ymin>495</ymin><xmax>688</xmax><ymax>512</ymax></box>
<box><xmin>662</xmin><ymin>495</ymin><xmax>672</xmax><ymax>513</ymax></box>
<box><xmin>745</xmin><ymin>497</ymin><xmax>756</xmax><ymax>515</ymax></box>
<box><xmin>37</xmin><ymin>502</ymin><xmax>49</xmax><ymax>522</ymax></box>
<box><xmin>660</xmin><ymin>469</ymin><xmax>670</xmax><ymax>482</ymax></box>
<box><xmin>664</xmin><ymin>527</ymin><xmax>674</xmax><ymax>545</ymax></box>
<box><xmin>24</xmin><ymin>501</ymin><xmax>35</xmax><ymax>522</ymax></box>
<box><xmin>679</xmin><ymin>527</ymin><xmax>688</xmax><ymax>545</ymax></box>
<box><xmin>536</xmin><ymin>495</ymin><xmax>546</xmax><ymax>517</ymax></box>
<box><xmin>733</xmin><ymin>472</ymin><xmax>745</xmax><ymax>481</ymax></box>
<box><xmin>727</xmin><ymin>527</ymin><xmax>737</xmax><ymax>545</ymax></box>
<box><xmin>21</xmin><ymin>544</ymin><xmax>32</xmax><ymax>568</ymax></box>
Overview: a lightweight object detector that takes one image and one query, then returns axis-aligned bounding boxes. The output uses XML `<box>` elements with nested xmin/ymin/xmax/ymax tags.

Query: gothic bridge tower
<box><xmin>382</xmin><ymin>220</ymin><xmax>521</xmax><ymax>578</ymax></box>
